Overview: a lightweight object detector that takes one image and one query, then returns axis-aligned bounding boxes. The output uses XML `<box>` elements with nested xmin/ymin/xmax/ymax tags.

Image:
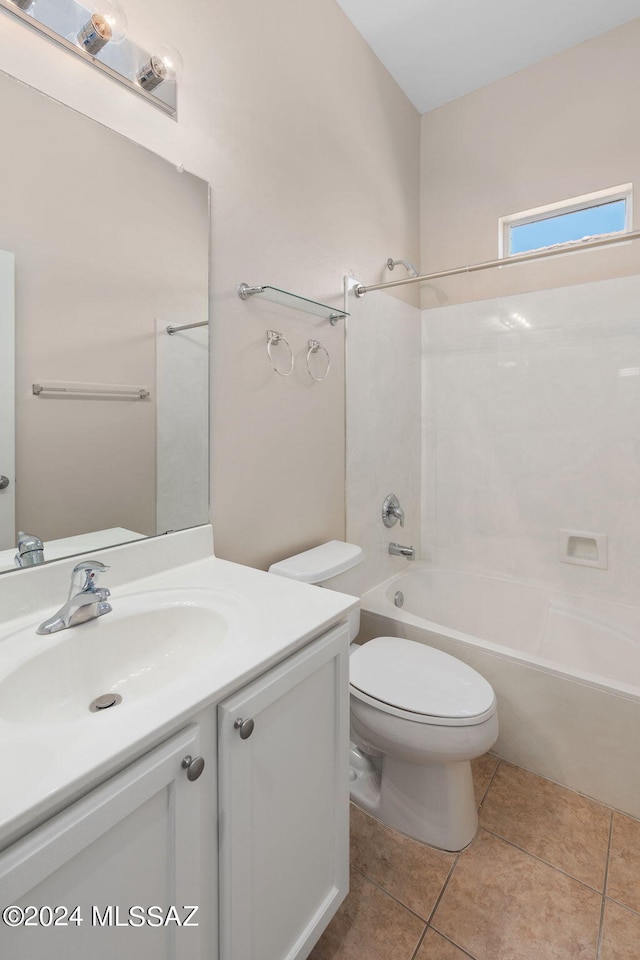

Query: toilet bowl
<box><xmin>269</xmin><ymin>541</ymin><xmax>499</xmax><ymax>851</ymax></box>
<box><xmin>349</xmin><ymin>636</ymin><xmax>498</xmax><ymax>851</ymax></box>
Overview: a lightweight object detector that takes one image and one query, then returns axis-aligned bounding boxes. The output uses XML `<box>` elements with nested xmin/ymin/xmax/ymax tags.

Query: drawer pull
<box><xmin>181</xmin><ymin>754</ymin><xmax>205</xmax><ymax>781</ymax></box>
<box><xmin>234</xmin><ymin>717</ymin><xmax>255</xmax><ymax>739</ymax></box>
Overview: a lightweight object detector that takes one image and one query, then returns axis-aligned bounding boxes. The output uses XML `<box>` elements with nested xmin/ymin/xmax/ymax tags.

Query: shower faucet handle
<box><xmin>382</xmin><ymin>494</ymin><xmax>405</xmax><ymax>528</ymax></box>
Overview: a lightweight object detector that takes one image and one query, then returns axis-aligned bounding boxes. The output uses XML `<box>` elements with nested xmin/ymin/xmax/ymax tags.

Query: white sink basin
<box><xmin>0</xmin><ymin>589</ymin><xmax>236</xmax><ymax>724</ymax></box>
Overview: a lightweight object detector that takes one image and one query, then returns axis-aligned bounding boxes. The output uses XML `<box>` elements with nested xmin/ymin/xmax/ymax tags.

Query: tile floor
<box><xmin>309</xmin><ymin>755</ymin><xmax>640</xmax><ymax>960</ymax></box>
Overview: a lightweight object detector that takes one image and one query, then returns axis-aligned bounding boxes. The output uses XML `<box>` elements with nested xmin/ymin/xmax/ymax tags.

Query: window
<box><xmin>499</xmin><ymin>185</ymin><xmax>632</xmax><ymax>258</ymax></box>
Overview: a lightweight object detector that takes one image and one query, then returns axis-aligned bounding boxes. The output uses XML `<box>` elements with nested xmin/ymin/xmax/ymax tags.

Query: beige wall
<box><xmin>210</xmin><ymin>0</ymin><xmax>420</xmax><ymax>569</ymax></box>
<box><xmin>0</xmin><ymin>0</ymin><xmax>421</xmax><ymax>570</ymax></box>
<box><xmin>420</xmin><ymin>19</ymin><xmax>640</xmax><ymax>308</ymax></box>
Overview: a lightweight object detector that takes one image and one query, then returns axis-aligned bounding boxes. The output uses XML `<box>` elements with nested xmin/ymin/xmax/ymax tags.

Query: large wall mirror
<box><xmin>0</xmin><ymin>70</ymin><xmax>210</xmax><ymax>574</ymax></box>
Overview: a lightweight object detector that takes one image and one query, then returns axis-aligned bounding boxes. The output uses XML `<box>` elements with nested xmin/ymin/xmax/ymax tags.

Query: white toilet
<box><xmin>269</xmin><ymin>541</ymin><xmax>499</xmax><ymax>852</ymax></box>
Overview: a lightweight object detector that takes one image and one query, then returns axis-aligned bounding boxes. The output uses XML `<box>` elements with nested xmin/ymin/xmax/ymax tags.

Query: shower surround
<box><xmin>422</xmin><ymin>272</ymin><xmax>640</xmax><ymax>606</ymax></box>
<box><xmin>343</xmin><ymin>275</ymin><xmax>640</xmax><ymax>812</ymax></box>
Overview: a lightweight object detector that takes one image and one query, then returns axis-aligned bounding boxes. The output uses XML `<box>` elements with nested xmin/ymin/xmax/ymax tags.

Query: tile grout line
<box><xmin>352</xmin><ymin>842</ymin><xmax>464</xmax><ymax>960</ymax></box>
<box><xmin>351</xmin><ymin>866</ymin><xmax>433</xmax><ymax>926</ymax></box>
<box><xmin>477</xmin><ymin>757</ymin><xmax>502</xmax><ymax>810</ymax></box>
<box><xmin>595</xmin><ymin>811</ymin><xmax>614</xmax><ymax>960</ymax></box>
<box><xmin>432</xmin><ymin>930</ymin><xmax>480</xmax><ymax>960</ymax></box>
<box><xmin>410</xmin><ymin>838</ymin><xmax>469</xmax><ymax>960</ymax></box>
<box><xmin>409</xmin><ymin>925</ymin><xmax>429</xmax><ymax>960</ymax></box>
<box><xmin>408</xmin><ymin>858</ymin><xmax>460</xmax><ymax>960</ymax></box>
<box><xmin>370</xmin><ymin>761</ymin><xmax>502</xmax><ymax>960</ymax></box>
<box><xmin>426</xmin><ymin>848</ymin><xmax>462</xmax><ymax>926</ymax></box>
<box><xmin>606</xmin><ymin>895</ymin><xmax>640</xmax><ymax>918</ymax></box>
<box><xmin>353</xmin><ymin>866</ymin><xmax>430</xmax><ymax>960</ymax></box>
<box><xmin>478</xmin><ymin>824</ymin><xmax>609</xmax><ymax>896</ymax></box>
<box><xmin>492</xmin><ymin>757</ymin><xmax>640</xmax><ymax>823</ymax></box>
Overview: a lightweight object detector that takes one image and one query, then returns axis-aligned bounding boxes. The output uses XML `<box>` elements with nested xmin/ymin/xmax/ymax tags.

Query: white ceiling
<box><xmin>334</xmin><ymin>0</ymin><xmax>640</xmax><ymax>113</ymax></box>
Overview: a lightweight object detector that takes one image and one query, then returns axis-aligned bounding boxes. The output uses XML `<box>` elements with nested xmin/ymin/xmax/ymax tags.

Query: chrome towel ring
<box><xmin>266</xmin><ymin>330</ymin><xmax>294</xmax><ymax>377</ymax></box>
<box><xmin>306</xmin><ymin>340</ymin><xmax>330</xmax><ymax>381</ymax></box>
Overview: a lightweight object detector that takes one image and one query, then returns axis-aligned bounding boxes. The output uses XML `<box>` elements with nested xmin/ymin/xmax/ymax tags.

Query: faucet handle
<box><xmin>69</xmin><ymin>560</ymin><xmax>110</xmax><ymax>596</ymax></box>
<box><xmin>15</xmin><ymin>531</ymin><xmax>44</xmax><ymax>568</ymax></box>
<box><xmin>382</xmin><ymin>494</ymin><xmax>405</xmax><ymax>529</ymax></box>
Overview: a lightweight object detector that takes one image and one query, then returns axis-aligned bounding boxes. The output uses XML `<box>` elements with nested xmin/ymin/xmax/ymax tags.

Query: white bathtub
<box><xmin>359</xmin><ymin>566</ymin><xmax>640</xmax><ymax>817</ymax></box>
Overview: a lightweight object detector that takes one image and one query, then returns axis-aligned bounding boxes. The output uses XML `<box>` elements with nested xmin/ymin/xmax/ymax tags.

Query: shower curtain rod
<box><xmin>354</xmin><ymin>230</ymin><xmax>640</xmax><ymax>297</ymax></box>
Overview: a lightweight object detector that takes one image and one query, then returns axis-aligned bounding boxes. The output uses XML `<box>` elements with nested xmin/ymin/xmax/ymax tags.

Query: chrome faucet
<box><xmin>382</xmin><ymin>494</ymin><xmax>405</xmax><ymax>528</ymax></box>
<box><xmin>389</xmin><ymin>542</ymin><xmax>415</xmax><ymax>560</ymax></box>
<box><xmin>15</xmin><ymin>531</ymin><xmax>44</xmax><ymax>568</ymax></box>
<box><xmin>37</xmin><ymin>560</ymin><xmax>112</xmax><ymax>635</ymax></box>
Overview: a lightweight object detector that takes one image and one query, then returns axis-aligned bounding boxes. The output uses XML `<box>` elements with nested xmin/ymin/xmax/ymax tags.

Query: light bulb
<box><xmin>136</xmin><ymin>44</ymin><xmax>183</xmax><ymax>91</ymax></box>
<box><xmin>11</xmin><ymin>0</ymin><xmax>36</xmax><ymax>11</ymax></box>
<box><xmin>77</xmin><ymin>1</ymin><xmax>128</xmax><ymax>56</ymax></box>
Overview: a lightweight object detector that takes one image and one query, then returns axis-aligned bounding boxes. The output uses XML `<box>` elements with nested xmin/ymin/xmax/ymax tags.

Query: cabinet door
<box><xmin>0</xmin><ymin>725</ymin><xmax>206</xmax><ymax>960</ymax></box>
<box><xmin>218</xmin><ymin>623</ymin><xmax>350</xmax><ymax>960</ymax></box>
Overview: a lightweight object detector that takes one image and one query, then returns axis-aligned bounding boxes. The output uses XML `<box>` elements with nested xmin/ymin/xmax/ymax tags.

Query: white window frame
<box><xmin>498</xmin><ymin>183</ymin><xmax>633</xmax><ymax>259</ymax></box>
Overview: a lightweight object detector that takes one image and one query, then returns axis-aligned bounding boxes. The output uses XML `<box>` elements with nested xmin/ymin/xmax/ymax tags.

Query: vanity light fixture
<box><xmin>77</xmin><ymin>0</ymin><xmax>127</xmax><ymax>55</ymax></box>
<box><xmin>0</xmin><ymin>0</ymin><xmax>179</xmax><ymax>116</ymax></box>
<box><xmin>137</xmin><ymin>44</ymin><xmax>183</xmax><ymax>91</ymax></box>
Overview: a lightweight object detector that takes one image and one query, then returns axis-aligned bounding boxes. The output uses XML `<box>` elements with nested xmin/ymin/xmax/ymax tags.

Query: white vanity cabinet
<box><xmin>218</xmin><ymin>623</ymin><xmax>350</xmax><ymax>960</ymax></box>
<box><xmin>0</xmin><ymin>720</ymin><xmax>216</xmax><ymax>960</ymax></box>
<box><xmin>0</xmin><ymin>618</ymin><xmax>350</xmax><ymax>960</ymax></box>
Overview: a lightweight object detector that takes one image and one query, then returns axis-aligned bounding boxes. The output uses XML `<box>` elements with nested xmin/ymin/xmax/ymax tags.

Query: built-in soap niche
<box><xmin>559</xmin><ymin>529</ymin><xmax>608</xmax><ymax>569</ymax></box>
<box><xmin>0</xmin><ymin>0</ymin><xmax>180</xmax><ymax>117</ymax></box>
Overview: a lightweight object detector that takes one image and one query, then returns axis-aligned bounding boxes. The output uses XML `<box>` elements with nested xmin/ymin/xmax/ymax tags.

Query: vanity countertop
<box><xmin>0</xmin><ymin>535</ymin><xmax>358</xmax><ymax>850</ymax></box>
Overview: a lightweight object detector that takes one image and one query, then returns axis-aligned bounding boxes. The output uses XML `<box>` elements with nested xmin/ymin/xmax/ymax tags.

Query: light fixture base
<box><xmin>137</xmin><ymin>57</ymin><xmax>166</xmax><ymax>91</ymax></box>
<box><xmin>77</xmin><ymin>18</ymin><xmax>109</xmax><ymax>55</ymax></box>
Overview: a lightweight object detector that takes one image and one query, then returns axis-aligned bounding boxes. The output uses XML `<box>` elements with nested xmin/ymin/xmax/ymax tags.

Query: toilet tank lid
<box><xmin>268</xmin><ymin>540</ymin><xmax>363</xmax><ymax>583</ymax></box>
<box><xmin>350</xmin><ymin>637</ymin><xmax>496</xmax><ymax>720</ymax></box>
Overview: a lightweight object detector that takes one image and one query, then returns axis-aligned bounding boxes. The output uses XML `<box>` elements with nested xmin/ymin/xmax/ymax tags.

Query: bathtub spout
<box><xmin>389</xmin><ymin>542</ymin><xmax>415</xmax><ymax>560</ymax></box>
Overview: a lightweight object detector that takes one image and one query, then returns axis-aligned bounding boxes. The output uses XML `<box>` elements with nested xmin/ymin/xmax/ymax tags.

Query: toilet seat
<box><xmin>350</xmin><ymin>637</ymin><xmax>497</xmax><ymax>727</ymax></box>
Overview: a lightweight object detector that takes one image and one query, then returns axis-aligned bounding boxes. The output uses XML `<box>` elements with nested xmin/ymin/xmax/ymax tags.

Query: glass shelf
<box><xmin>238</xmin><ymin>284</ymin><xmax>348</xmax><ymax>324</ymax></box>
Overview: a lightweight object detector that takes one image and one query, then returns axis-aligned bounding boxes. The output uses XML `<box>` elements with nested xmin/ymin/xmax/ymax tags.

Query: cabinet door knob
<box><xmin>234</xmin><ymin>717</ymin><xmax>255</xmax><ymax>739</ymax></box>
<box><xmin>0</xmin><ymin>476</ymin><xmax>9</xmax><ymax>490</ymax></box>
<box><xmin>181</xmin><ymin>754</ymin><xmax>205</xmax><ymax>781</ymax></box>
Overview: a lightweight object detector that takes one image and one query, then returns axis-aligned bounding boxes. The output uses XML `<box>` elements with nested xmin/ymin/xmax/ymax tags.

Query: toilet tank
<box><xmin>268</xmin><ymin>540</ymin><xmax>363</xmax><ymax>640</ymax></box>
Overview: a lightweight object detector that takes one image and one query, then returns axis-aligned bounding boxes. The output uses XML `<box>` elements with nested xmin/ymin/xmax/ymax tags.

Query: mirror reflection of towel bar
<box><xmin>166</xmin><ymin>320</ymin><xmax>208</xmax><ymax>335</ymax></box>
<box><xmin>32</xmin><ymin>381</ymin><xmax>150</xmax><ymax>400</ymax></box>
